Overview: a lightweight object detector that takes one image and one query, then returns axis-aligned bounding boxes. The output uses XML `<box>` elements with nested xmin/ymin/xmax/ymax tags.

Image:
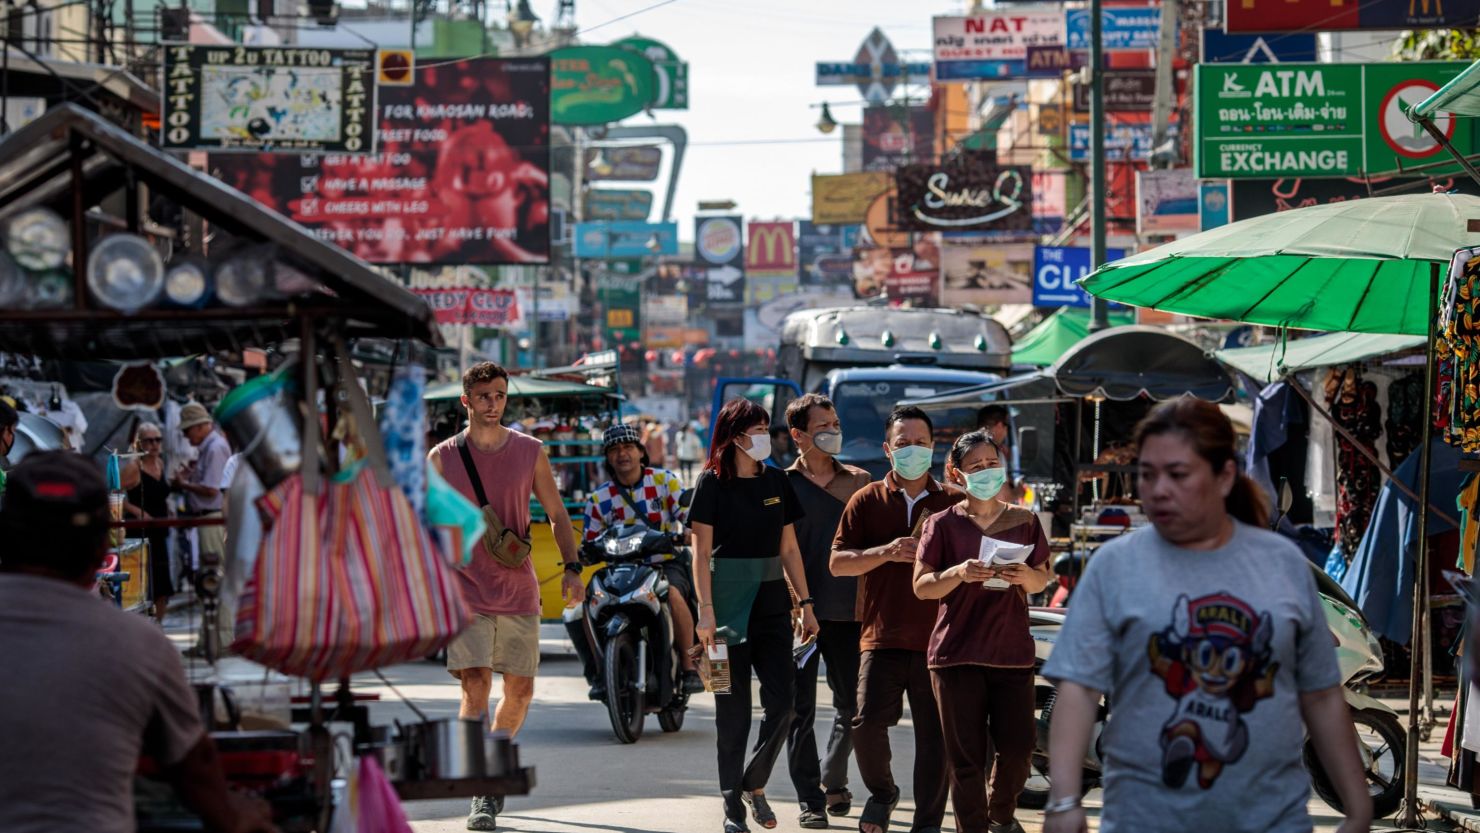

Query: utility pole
<box><xmin>1089</xmin><ymin>0</ymin><xmax>1109</xmax><ymax>332</ymax></box>
<box><xmin>1150</xmin><ymin>0</ymin><xmax>1179</xmax><ymax>168</ymax></box>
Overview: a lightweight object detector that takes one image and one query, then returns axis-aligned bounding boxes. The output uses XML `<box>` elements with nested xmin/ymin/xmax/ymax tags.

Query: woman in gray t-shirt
<box><xmin>1041</xmin><ymin>398</ymin><xmax>1371</xmax><ymax>833</ymax></box>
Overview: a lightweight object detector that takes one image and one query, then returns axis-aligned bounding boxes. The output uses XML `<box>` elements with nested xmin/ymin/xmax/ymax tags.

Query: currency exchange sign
<box><xmin>1196</xmin><ymin>64</ymin><xmax>1365</xmax><ymax>178</ymax></box>
<box><xmin>1195</xmin><ymin>62</ymin><xmax>1475</xmax><ymax>179</ymax></box>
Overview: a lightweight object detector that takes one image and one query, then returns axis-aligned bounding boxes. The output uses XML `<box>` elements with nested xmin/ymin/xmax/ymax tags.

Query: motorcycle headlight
<box><xmin>611</xmin><ymin>533</ymin><xmax>644</xmax><ymax>556</ymax></box>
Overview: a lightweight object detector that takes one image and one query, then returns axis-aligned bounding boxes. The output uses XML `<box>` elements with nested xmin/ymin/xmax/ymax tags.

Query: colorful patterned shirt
<box><xmin>582</xmin><ymin>467</ymin><xmax>688</xmax><ymax>542</ymax></box>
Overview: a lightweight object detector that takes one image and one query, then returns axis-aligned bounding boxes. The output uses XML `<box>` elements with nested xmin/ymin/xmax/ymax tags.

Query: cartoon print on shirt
<box><xmin>1147</xmin><ymin>592</ymin><xmax>1278</xmax><ymax>790</ymax></box>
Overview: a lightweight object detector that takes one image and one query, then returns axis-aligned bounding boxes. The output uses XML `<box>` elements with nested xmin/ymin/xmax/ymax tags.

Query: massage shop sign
<box><xmin>1195</xmin><ymin>61</ymin><xmax>1476</xmax><ymax>179</ymax></box>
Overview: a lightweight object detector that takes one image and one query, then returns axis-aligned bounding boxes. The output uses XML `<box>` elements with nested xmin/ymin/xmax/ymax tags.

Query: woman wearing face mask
<box><xmin>691</xmin><ymin>397</ymin><xmax>822</xmax><ymax>833</ymax></box>
<box><xmin>913</xmin><ymin>429</ymin><xmax>1052</xmax><ymax>833</ymax></box>
<box><xmin>1041</xmin><ymin>398</ymin><xmax>1369</xmax><ymax>833</ymax></box>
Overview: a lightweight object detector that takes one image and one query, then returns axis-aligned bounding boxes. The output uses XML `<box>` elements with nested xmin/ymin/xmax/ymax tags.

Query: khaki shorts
<box><xmin>447</xmin><ymin>614</ymin><xmax>540</xmax><ymax>678</ymax></box>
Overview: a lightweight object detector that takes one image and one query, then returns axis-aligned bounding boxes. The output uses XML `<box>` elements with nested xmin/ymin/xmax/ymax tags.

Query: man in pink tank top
<box><xmin>428</xmin><ymin>362</ymin><xmax>583</xmax><ymax>832</ymax></box>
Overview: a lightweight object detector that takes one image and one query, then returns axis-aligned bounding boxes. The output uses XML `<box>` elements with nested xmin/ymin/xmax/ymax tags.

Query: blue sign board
<box><xmin>1065</xmin><ymin>7</ymin><xmax>1163</xmax><ymax>52</ymax></box>
<box><xmin>1033</xmin><ymin>246</ymin><xmax>1126</xmax><ymax>308</ymax></box>
<box><xmin>1199</xmin><ymin>181</ymin><xmax>1232</xmax><ymax>231</ymax></box>
<box><xmin>573</xmin><ymin>221</ymin><xmax>678</xmax><ymax>259</ymax></box>
<box><xmin>1068</xmin><ymin>122</ymin><xmax>1164</xmax><ymax>162</ymax></box>
<box><xmin>1200</xmin><ymin>30</ymin><xmax>1317</xmax><ymax>64</ymax></box>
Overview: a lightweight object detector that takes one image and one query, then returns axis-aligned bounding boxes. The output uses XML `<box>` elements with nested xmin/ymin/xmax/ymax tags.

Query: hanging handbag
<box><xmin>455</xmin><ymin>433</ymin><xmax>533</xmax><ymax>569</ymax></box>
<box><xmin>232</xmin><ymin>336</ymin><xmax>470</xmax><ymax>680</ymax></box>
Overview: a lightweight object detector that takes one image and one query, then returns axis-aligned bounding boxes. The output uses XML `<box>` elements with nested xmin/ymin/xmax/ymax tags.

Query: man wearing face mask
<box><xmin>782</xmin><ymin>394</ymin><xmax>872</xmax><ymax>828</ymax></box>
<box><xmin>830</xmin><ymin>406</ymin><xmax>958</xmax><ymax>833</ymax></box>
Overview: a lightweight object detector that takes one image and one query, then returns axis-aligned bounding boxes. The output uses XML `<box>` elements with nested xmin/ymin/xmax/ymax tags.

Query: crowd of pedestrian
<box><xmin>0</xmin><ymin>363</ymin><xmax>1372</xmax><ymax>833</ymax></box>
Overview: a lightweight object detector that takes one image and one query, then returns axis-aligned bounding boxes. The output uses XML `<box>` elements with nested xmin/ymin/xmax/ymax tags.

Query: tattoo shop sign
<box><xmin>162</xmin><ymin>44</ymin><xmax>376</xmax><ymax>153</ymax></box>
<box><xmin>893</xmin><ymin>153</ymin><xmax>1033</xmax><ymax>232</ymax></box>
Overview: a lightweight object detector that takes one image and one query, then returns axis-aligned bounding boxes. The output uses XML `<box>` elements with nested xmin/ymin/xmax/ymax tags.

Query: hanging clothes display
<box><xmin>1326</xmin><ymin>366</ymin><xmax>1384</xmax><ymax>557</ymax></box>
<box><xmin>1385</xmin><ymin>373</ymin><xmax>1425</xmax><ymax>471</ymax></box>
<box><xmin>1438</xmin><ymin>248</ymin><xmax>1480</xmax><ymax>452</ymax></box>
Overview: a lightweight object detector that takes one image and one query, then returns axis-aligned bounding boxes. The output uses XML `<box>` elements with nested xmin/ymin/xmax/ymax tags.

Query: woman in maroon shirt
<box><xmin>913</xmin><ymin>430</ymin><xmax>1052</xmax><ymax>833</ymax></box>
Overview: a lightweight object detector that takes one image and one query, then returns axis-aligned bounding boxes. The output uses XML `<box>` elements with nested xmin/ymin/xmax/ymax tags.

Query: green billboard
<box><xmin>613</xmin><ymin>36</ymin><xmax>688</xmax><ymax>110</ymax></box>
<box><xmin>1195</xmin><ymin>62</ymin><xmax>1474</xmax><ymax>179</ymax></box>
<box><xmin>550</xmin><ymin>45</ymin><xmax>657</xmax><ymax>125</ymax></box>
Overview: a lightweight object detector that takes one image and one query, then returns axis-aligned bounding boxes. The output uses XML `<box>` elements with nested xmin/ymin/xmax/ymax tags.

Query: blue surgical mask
<box><xmin>963</xmin><ymin>467</ymin><xmax>1008</xmax><ymax>501</ymax></box>
<box><xmin>888</xmin><ymin>444</ymin><xmax>932</xmax><ymax>480</ymax></box>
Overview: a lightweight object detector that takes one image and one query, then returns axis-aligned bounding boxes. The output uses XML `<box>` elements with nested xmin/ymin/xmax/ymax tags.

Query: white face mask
<box><xmin>741</xmin><ymin>432</ymin><xmax>772</xmax><ymax>462</ymax></box>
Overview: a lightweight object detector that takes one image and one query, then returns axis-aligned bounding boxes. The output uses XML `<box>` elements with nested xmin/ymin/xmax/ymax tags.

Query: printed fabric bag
<box><xmin>233</xmin><ymin>339</ymin><xmax>470</xmax><ymax>680</ymax></box>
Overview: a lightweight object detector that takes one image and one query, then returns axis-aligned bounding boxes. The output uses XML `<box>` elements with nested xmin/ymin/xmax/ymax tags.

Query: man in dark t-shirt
<box><xmin>782</xmin><ymin>394</ymin><xmax>872</xmax><ymax>827</ymax></box>
<box><xmin>830</xmin><ymin>406</ymin><xmax>958</xmax><ymax>833</ymax></box>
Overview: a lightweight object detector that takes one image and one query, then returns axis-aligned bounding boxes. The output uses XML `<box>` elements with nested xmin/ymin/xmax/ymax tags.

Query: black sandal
<box><xmin>826</xmin><ymin>788</ymin><xmax>853</xmax><ymax>817</ymax></box>
<box><xmin>742</xmin><ymin>791</ymin><xmax>778</xmax><ymax>830</ymax></box>
<box><xmin>857</xmin><ymin>788</ymin><xmax>899</xmax><ymax>833</ymax></box>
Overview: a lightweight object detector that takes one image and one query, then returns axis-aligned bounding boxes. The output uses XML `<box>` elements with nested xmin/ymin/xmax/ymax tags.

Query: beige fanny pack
<box><xmin>456</xmin><ymin>433</ymin><xmax>533</xmax><ymax>569</ymax></box>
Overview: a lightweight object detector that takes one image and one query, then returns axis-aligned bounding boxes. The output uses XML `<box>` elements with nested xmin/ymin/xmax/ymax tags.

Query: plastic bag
<box><xmin>356</xmin><ymin>757</ymin><xmax>413</xmax><ymax>833</ymax></box>
<box><xmin>425</xmin><ymin>466</ymin><xmax>485</xmax><ymax>568</ymax></box>
<box><xmin>378</xmin><ymin>364</ymin><xmax>427</xmax><ymax>517</ymax></box>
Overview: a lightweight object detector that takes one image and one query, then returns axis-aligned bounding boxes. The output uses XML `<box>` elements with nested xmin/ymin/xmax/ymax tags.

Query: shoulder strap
<box><xmin>614</xmin><ymin>473</ymin><xmax>647</xmax><ymax>518</ymax></box>
<box><xmin>456</xmin><ymin>432</ymin><xmax>491</xmax><ymax>508</ymax></box>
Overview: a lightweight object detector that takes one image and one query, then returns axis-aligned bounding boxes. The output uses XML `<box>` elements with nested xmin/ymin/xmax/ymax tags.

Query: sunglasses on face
<box><xmin>140</xmin><ymin>437</ymin><xmax>162</xmax><ymax>444</ymax></box>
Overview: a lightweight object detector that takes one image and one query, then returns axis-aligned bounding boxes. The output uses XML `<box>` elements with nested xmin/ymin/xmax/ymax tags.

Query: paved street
<box><xmin>166</xmin><ymin>607</ymin><xmax>1460</xmax><ymax>833</ymax></box>
<box><xmin>348</xmin><ymin>645</ymin><xmax>1448</xmax><ymax>833</ymax></box>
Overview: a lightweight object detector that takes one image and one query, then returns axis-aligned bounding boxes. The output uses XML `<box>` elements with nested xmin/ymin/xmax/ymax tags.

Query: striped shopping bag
<box><xmin>232</xmin><ymin>340</ymin><xmax>469</xmax><ymax>680</ymax></box>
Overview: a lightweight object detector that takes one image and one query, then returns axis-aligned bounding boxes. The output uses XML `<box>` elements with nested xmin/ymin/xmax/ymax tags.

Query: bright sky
<box><xmin>570</xmin><ymin>0</ymin><xmax>967</xmax><ymax>235</ymax></box>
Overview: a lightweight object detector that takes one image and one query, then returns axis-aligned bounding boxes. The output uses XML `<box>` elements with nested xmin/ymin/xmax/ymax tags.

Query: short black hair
<box><xmin>462</xmin><ymin>361</ymin><xmax>510</xmax><ymax>397</ymax></box>
<box><xmin>0</xmin><ymin>451</ymin><xmax>111</xmax><ymax>580</ymax></box>
<box><xmin>0</xmin><ymin>398</ymin><xmax>17</xmax><ymax>429</ymax></box>
<box><xmin>977</xmin><ymin>404</ymin><xmax>1009</xmax><ymax>429</ymax></box>
<box><xmin>785</xmin><ymin>393</ymin><xmax>835</xmax><ymax>433</ymax></box>
<box><xmin>886</xmin><ymin>405</ymin><xmax>933</xmax><ymax>438</ymax></box>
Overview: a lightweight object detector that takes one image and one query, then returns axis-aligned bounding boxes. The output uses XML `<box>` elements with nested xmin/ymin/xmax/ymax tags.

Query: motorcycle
<box><xmin>1020</xmin><ymin>563</ymin><xmax>1405</xmax><ymax>818</ymax></box>
<box><xmin>576</xmin><ymin>523</ymin><xmax>691</xmax><ymax>744</ymax></box>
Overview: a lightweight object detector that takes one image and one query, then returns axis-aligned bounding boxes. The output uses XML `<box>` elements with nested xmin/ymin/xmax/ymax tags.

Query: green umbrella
<box><xmin>1081</xmin><ymin>190</ymin><xmax>1480</xmax><ymax>829</ymax></box>
<box><xmin>1080</xmin><ymin>193</ymin><xmax>1480</xmax><ymax>336</ymax></box>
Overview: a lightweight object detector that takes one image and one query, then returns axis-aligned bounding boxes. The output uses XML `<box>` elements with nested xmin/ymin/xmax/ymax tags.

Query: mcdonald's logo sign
<box><xmin>1227</xmin><ymin>0</ymin><xmax>1479</xmax><ymax>32</ymax></box>
<box><xmin>745</xmin><ymin>221</ymin><xmax>797</xmax><ymax>272</ymax></box>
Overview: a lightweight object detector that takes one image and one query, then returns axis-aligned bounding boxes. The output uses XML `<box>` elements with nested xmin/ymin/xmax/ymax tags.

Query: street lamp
<box><xmin>507</xmin><ymin>0</ymin><xmax>538</xmax><ymax>47</ymax></box>
<box><xmin>815</xmin><ymin>102</ymin><xmax>838</xmax><ymax>134</ymax></box>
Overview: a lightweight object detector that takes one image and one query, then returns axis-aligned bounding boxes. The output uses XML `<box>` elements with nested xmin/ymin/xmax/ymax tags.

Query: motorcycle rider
<box><xmin>577</xmin><ymin>423</ymin><xmax>703</xmax><ymax>698</ymax></box>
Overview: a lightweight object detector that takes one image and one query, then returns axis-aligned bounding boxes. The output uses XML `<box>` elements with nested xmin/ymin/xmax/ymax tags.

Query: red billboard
<box><xmin>1225</xmin><ymin>0</ymin><xmax>1480</xmax><ymax>32</ymax></box>
<box><xmin>211</xmin><ymin>57</ymin><xmax>551</xmax><ymax>265</ymax></box>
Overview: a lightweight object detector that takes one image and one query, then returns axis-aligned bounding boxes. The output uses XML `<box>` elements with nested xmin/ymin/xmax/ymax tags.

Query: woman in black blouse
<box><xmin>691</xmin><ymin>397</ymin><xmax>821</xmax><ymax>833</ymax></box>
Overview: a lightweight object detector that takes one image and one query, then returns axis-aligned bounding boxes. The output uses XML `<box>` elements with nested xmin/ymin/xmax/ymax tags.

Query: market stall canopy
<box><xmin>1079</xmin><ymin>193</ymin><xmax>1480</xmax><ymax>336</ymax></box>
<box><xmin>1410</xmin><ymin>58</ymin><xmax>1480</xmax><ymax>121</ymax></box>
<box><xmin>0</xmin><ymin>47</ymin><xmax>159</xmax><ymax>117</ymax></box>
<box><xmin>1215</xmin><ymin>331</ymin><xmax>1427</xmax><ymax>385</ymax></box>
<box><xmin>0</xmin><ymin>104</ymin><xmax>439</xmax><ymax>358</ymax></box>
<box><xmin>1049</xmin><ymin>325</ymin><xmax>1234</xmax><ymax>401</ymax></box>
<box><xmin>903</xmin><ymin>325</ymin><xmax>1234</xmax><ymax>406</ymax></box>
<box><xmin>425</xmin><ymin>376</ymin><xmax>616</xmax><ymax>401</ymax></box>
<box><xmin>1011</xmin><ymin>307</ymin><xmax>1136</xmax><ymax>367</ymax></box>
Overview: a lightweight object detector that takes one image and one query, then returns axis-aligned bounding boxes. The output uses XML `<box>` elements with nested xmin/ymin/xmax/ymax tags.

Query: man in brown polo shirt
<box><xmin>830</xmin><ymin>405</ymin><xmax>958</xmax><ymax>833</ymax></box>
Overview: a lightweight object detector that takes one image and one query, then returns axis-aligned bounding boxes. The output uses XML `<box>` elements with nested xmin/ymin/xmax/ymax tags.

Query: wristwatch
<box><xmin>562</xmin><ymin>562</ymin><xmax>583</xmax><ymax>575</ymax></box>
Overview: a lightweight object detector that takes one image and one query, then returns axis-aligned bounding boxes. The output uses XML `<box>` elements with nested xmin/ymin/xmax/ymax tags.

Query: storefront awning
<box><xmin>1412</xmin><ymin>58</ymin><xmax>1480</xmax><ymax>121</ymax></box>
<box><xmin>425</xmin><ymin>376</ymin><xmax>615</xmax><ymax>401</ymax></box>
<box><xmin>1214</xmin><ymin>331</ymin><xmax>1426</xmax><ymax>385</ymax></box>
<box><xmin>1011</xmin><ymin>307</ymin><xmax>1137</xmax><ymax>367</ymax></box>
<box><xmin>0</xmin><ymin>47</ymin><xmax>159</xmax><ymax>116</ymax></box>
